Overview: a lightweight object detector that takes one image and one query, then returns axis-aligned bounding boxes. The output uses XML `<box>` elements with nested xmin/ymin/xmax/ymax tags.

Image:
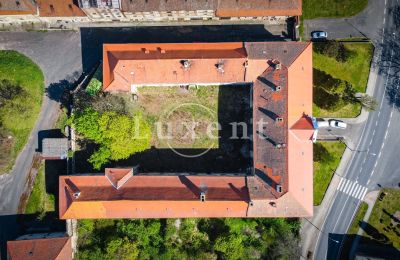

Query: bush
<box><xmin>314</xmin><ymin>40</ymin><xmax>350</xmax><ymax>62</ymax></box>
<box><xmin>85</xmin><ymin>78</ymin><xmax>102</xmax><ymax>96</ymax></box>
<box><xmin>0</xmin><ymin>79</ymin><xmax>25</xmax><ymax>107</ymax></box>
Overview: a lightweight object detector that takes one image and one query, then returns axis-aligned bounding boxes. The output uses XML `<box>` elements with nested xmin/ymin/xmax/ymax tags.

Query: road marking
<box><xmin>384</xmin><ymin>8</ymin><xmax>386</xmax><ymax>15</ymax></box>
<box><xmin>351</xmin><ymin>184</ymin><xmax>361</xmax><ymax>197</ymax></box>
<box><xmin>359</xmin><ymin>188</ymin><xmax>368</xmax><ymax>201</ymax></box>
<box><xmin>337</xmin><ymin>177</ymin><xmax>345</xmax><ymax>190</ymax></box>
<box><xmin>385</xmin><ymin>131</ymin><xmax>388</xmax><ymax>139</ymax></box>
<box><xmin>378</xmin><ymin>151</ymin><xmax>382</xmax><ymax>159</ymax></box>
<box><xmin>383</xmin><ymin>17</ymin><xmax>386</xmax><ymax>25</ymax></box>
<box><xmin>337</xmin><ymin>177</ymin><xmax>368</xmax><ymax>200</ymax></box>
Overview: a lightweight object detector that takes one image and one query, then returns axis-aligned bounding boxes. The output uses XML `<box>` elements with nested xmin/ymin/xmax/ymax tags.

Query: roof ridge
<box><xmin>287</xmin><ymin>41</ymin><xmax>312</xmax><ymax>68</ymax></box>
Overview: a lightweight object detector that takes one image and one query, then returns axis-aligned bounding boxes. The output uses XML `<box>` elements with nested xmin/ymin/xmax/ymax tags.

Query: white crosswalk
<box><xmin>336</xmin><ymin>177</ymin><xmax>368</xmax><ymax>200</ymax></box>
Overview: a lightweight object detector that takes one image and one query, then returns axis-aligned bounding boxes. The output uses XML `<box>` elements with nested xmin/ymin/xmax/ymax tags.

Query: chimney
<box><xmin>276</xmin><ymin>185</ymin><xmax>283</xmax><ymax>193</ymax></box>
<box><xmin>275</xmin><ymin>85</ymin><xmax>282</xmax><ymax>92</ymax></box>
<box><xmin>216</xmin><ymin>60</ymin><xmax>224</xmax><ymax>73</ymax></box>
<box><xmin>275</xmin><ymin>143</ymin><xmax>286</xmax><ymax>149</ymax></box>
<box><xmin>142</xmin><ymin>48</ymin><xmax>150</xmax><ymax>54</ymax></box>
<box><xmin>182</xmin><ymin>60</ymin><xmax>191</xmax><ymax>70</ymax></box>
<box><xmin>275</xmin><ymin>117</ymin><xmax>284</xmax><ymax>123</ymax></box>
<box><xmin>73</xmin><ymin>191</ymin><xmax>81</xmax><ymax>199</ymax></box>
<box><xmin>158</xmin><ymin>47</ymin><xmax>166</xmax><ymax>54</ymax></box>
<box><xmin>200</xmin><ymin>192</ymin><xmax>206</xmax><ymax>202</ymax></box>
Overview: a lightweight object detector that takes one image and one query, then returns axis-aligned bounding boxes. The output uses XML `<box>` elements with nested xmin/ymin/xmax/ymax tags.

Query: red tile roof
<box><xmin>120</xmin><ymin>0</ymin><xmax>302</xmax><ymax>17</ymax></box>
<box><xmin>103</xmin><ymin>43</ymin><xmax>247</xmax><ymax>91</ymax></box>
<box><xmin>37</xmin><ymin>0</ymin><xmax>86</xmax><ymax>17</ymax></box>
<box><xmin>60</xmin><ymin>41</ymin><xmax>313</xmax><ymax>219</ymax></box>
<box><xmin>7</xmin><ymin>237</ymin><xmax>72</xmax><ymax>260</ymax></box>
<box><xmin>0</xmin><ymin>0</ymin><xmax>36</xmax><ymax>15</ymax></box>
<box><xmin>216</xmin><ymin>0</ymin><xmax>302</xmax><ymax>17</ymax></box>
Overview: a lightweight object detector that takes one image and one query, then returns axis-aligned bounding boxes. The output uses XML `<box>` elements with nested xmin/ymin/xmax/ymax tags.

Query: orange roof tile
<box><xmin>216</xmin><ymin>0</ymin><xmax>302</xmax><ymax>17</ymax></box>
<box><xmin>7</xmin><ymin>237</ymin><xmax>72</xmax><ymax>260</ymax></box>
<box><xmin>0</xmin><ymin>0</ymin><xmax>36</xmax><ymax>15</ymax></box>
<box><xmin>61</xmin><ymin>41</ymin><xmax>313</xmax><ymax>219</ymax></box>
<box><xmin>103</xmin><ymin>43</ymin><xmax>247</xmax><ymax>91</ymax></box>
<box><xmin>37</xmin><ymin>0</ymin><xmax>85</xmax><ymax>17</ymax></box>
<box><xmin>119</xmin><ymin>0</ymin><xmax>302</xmax><ymax>17</ymax></box>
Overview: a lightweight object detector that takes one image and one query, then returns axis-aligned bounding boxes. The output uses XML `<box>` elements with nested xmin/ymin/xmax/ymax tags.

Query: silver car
<box><xmin>311</xmin><ymin>31</ymin><xmax>328</xmax><ymax>40</ymax></box>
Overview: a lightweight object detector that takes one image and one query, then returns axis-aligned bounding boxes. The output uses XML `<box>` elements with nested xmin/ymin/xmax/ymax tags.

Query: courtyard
<box><xmin>75</xmin><ymin>84</ymin><xmax>252</xmax><ymax>174</ymax></box>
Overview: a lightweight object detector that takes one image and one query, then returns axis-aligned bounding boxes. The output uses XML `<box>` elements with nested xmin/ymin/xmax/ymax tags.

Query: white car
<box><xmin>311</xmin><ymin>31</ymin><xmax>328</xmax><ymax>40</ymax></box>
<box><xmin>317</xmin><ymin>121</ymin><xmax>330</xmax><ymax>128</ymax></box>
<box><xmin>329</xmin><ymin>120</ymin><xmax>347</xmax><ymax>129</ymax></box>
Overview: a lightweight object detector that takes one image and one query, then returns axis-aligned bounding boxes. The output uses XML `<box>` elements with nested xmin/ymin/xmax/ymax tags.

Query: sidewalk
<box><xmin>349</xmin><ymin>190</ymin><xmax>380</xmax><ymax>258</ymax></box>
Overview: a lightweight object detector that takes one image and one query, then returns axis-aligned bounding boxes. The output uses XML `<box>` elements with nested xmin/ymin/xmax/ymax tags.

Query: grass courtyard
<box><xmin>0</xmin><ymin>51</ymin><xmax>44</xmax><ymax>174</ymax></box>
<box><xmin>364</xmin><ymin>189</ymin><xmax>400</xmax><ymax>249</ymax></box>
<box><xmin>313</xmin><ymin>141</ymin><xmax>346</xmax><ymax>205</ymax></box>
<box><xmin>75</xmin><ymin>85</ymin><xmax>252</xmax><ymax>173</ymax></box>
<box><xmin>303</xmin><ymin>0</ymin><xmax>369</xmax><ymax>19</ymax></box>
<box><xmin>313</xmin><ymin>43</ymin><xmax>374</xmax><ymax>118</ymax></box>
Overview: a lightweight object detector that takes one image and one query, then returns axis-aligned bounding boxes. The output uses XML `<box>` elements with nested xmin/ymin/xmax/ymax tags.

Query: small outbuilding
<box><xmin>42</xmin><ymin>138</ymin><xmax>69</xmax><ymax>160</ymax></box>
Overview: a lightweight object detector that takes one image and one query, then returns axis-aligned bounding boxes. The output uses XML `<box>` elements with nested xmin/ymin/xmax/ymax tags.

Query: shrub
<box><xmin>85</xmin><ymin>78</ymin><xmax>102</xmax><ymax>96</ymax></box>
<box><xmin>314</xmin><ymin>40</ymin><xmax>350</xmax><ymax>62</ymax></box>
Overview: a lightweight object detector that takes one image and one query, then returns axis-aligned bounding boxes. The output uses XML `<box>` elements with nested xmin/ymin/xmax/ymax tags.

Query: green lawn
<box><xmin>313</xmin><ymin>43</ymin><xmax>374</xmax><ymax>118</ymax></box>
<box><xmin>365</xmin><ymin>189</ymin><xmax>400</xmax><ymax>249</ymax></box>
<box><xmin>303</xmin><ymin>0</ymin><xmax>369</xmax><ymax>19</ymax></box>
<box><xmin>348</xmin><ymin>202</ymin><xmax>369</xmax><ymax>234</ymax></box>
<box><xmin>313</xmin><ymin>142</ymin><xmax>346</xmax><ymax>205</ymax></box>
<box><xmin>25</xmin><ymin>162</ymin><xmax>55</xmax><ymax>215</ymax></box>
<box><xmin>0</xmin><ymin>51</ymin><xmax>44</xmax><ymax>174</ymax></box>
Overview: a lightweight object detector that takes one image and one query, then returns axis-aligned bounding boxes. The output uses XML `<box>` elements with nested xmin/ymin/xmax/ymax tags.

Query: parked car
<box><xmin>317</xmin><ymin>120</ymin><xmax>330</xmax><ymax>128</ymax></box>
<box><xmin>329</xmin><ymin>120</ymin><xmax>347</xmax><ymax>129</ymax></box>
<box><xmin>311</xmin><ymin>31</ymin><xmax>328</xmax><ymax>40</ymax></box>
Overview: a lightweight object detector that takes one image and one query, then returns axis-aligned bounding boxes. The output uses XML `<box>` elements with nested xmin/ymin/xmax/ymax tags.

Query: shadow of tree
<box><xmin>372</xmin><ymin>23</ymin><xmax>400</xmax><ymax>109</ymax></box>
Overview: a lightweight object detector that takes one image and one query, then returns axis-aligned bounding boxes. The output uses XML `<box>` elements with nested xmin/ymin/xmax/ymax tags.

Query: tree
<box><xmin>358</xmin><ymin>94</ymin><xmax>378</xmax><ymax>111</ymax></box>
<box><xmin>105</xmin><ymin>237</ymin><xmax>139</xmax><ymax>260</ymax></box>
<box><xmin>72</xmin><ymin>108</ymin><xmax>151</xmax><ymax>170</ymax></box>
<box><xmin>214</xmin><ymin>234</ymin><xmax>245</xmax><ymax>260</ymax></box>
<box><xmin>314</xmin><ymin>40</ymin><xmax>350</xmax><ymax>62</ymax></box>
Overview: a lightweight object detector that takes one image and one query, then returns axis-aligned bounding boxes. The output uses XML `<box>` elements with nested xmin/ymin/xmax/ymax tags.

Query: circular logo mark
<box><xmin>161</xmin><ymin>102</ymin><xmax>217</xmax><ymax>158</ymax></box>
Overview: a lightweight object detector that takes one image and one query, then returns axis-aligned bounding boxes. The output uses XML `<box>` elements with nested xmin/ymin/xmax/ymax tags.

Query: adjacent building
<box><xmin>59</xmin><ymin>41</ymin><xmax>313</xmax><ymax>219</ymax></box>
<box><xmin>1</xmin><ymin>0</ymin><xmax>302</xmax><ymax>23</ymax></box>
<box><xmin>7</xmin><ymin>233</ymin><xmax>72</xmax><ymax>260</ymax></box>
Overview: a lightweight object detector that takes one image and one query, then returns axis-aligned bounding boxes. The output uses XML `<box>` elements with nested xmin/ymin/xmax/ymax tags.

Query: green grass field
<box><xmin>25</xmin><ymin>162</ymin><xmax>55</xmax><ymax>215</ymax></box>
<box><xmin>348</xmin><ymin>202</ymin><xmax>369</xmax><ymax>234</ymax></box>
<box><xmin>313</xmin><ymin>43</ymin><xmax>374</xmax><ymax>118</ymax></box>
<box><xmin>0</xmin><ymin>51</ymin><xmax>44</xmax><ymax>174</ymax></box>
<box><xmin>313</xmin><ymin>142</ymin><xmax>346</xmax><ymax>206</ymax></box>
<box><xmin>366</xmin><ymin>189</ymin><xmax>400</xmax><ymax>249</ymax></box>
<box><xmin>303</xmin><ymin>0</ymin><xmax>368</xmax><ymax>19</ymax></box>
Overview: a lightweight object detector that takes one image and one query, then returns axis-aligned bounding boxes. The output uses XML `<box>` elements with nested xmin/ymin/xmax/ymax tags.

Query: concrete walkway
<box><xmin>349</xmin><ymin>190</ymin><xmax>380</xmax><ymax>258</ymax></box>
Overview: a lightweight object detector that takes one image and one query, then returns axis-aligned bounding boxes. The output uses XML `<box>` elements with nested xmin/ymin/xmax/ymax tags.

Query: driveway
<box><xmin>304</xmin><ymin>0</ymin><xmax>385</xmax><ymax>41</ymax></box>
<box><xmin>0</xmin><ymin>31</ymin><xmax>82</xmax><ymax>215</ymax></box>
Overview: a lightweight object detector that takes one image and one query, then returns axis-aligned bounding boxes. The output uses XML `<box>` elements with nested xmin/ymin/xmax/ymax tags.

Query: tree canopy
<box><xmin>76</xmin><ymin>217</ymin><xmax>301</xmax><ymax>260</ymax></box>
<box><xmin>71</xmin><ymin>90</ymin><xmax>151</xmax><ymax>169</ymax></box>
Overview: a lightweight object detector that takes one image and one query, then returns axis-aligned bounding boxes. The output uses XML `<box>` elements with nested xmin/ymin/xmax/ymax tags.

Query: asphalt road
<box><xmin>313</xmin><ymin>0</ymin><xmax>400</xmax><ymax>258</ymax></box>
<box><xmin>305</xmin><ymin>0</ymin><xmax>384</xmax><ymax>40</ymax></box>
<box><xmin>0</xmin><ymin>31</ymin><xmax>82</xmax><ymax>215</ymax></box>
